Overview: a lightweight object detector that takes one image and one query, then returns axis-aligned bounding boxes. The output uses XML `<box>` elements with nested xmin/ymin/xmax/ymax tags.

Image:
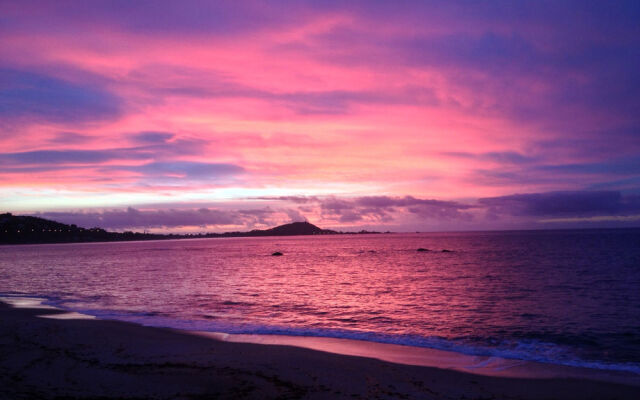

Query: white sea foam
<box><xmin>16</xmin><ymin>294</ymin><xmax>638</xmax><ymax>376</ymax></box>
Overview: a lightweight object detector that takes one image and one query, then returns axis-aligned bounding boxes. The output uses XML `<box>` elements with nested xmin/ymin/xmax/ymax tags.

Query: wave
<box><xmin>10</xmin><ymin>295</ymin><xmax>632</xmax><ymax>376</ymax></box>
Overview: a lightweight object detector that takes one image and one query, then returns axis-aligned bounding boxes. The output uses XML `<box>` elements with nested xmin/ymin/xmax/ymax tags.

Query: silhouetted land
<box><xmin>0</xmin><ymin>213</ymin><xmax>381</xmax><ymax>245</ymax></box>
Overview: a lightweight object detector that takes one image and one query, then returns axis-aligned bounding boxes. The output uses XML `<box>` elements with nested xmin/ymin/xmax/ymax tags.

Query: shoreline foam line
<box><xmin>0</xmin><ymin>296</ymin><xmax>96</xmax><ymax>320</ymax></box>
<box><xmin>194</xmin><ymin>332</ymin><xmax>640</xmax><ymax>385</ymax></box>
<box><xmin>2</xmin><ymin>295</ymin><xmax>639</xmax><ymax>387</ymax></box>
<box><xmin>49</xmin><ymin>305</ymin><xmax>640</xmax><ymax>375</ymax></box>
<box><xmin>4</xmin><ymin>299</ymin><xmax>640</xmax><ymax>400</ymax></box>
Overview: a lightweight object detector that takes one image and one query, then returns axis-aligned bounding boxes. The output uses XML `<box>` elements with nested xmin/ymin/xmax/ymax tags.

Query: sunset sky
<box><xmin>1</xmin><ymin>1</ymin><xmax>639</xmax><ymax>232</ymax></box>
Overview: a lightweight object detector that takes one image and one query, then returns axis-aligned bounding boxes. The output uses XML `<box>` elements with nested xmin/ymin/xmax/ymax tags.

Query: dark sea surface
<box><xmin>1</xmin><ymin>229</ymin><xmax>639</xmax><ymax>373</ymax></box>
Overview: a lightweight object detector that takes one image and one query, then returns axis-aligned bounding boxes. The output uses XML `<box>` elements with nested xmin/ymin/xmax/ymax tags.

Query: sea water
<box><xmin>1</xmin><ymin>229</ymin><xmax>639</xmax><ymax>374</ymax></box>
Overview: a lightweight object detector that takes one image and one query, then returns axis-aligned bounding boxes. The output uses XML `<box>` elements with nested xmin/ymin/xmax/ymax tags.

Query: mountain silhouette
<box><xmin>255</xmin><ymin>221</ymin><xmax>335</xmax><ymax>236</ymax></box>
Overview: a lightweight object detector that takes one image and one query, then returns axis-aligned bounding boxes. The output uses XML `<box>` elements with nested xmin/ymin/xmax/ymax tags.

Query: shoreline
<box><xmin>5</xmin><ymin>295</ymin><xmax>639</xmax><ymax>382</ymax></box>
<box><xmin>195</xmin><ymin>332</ymin><xmax>640</xmax><ymax>385</ymax></box>
<box><xmin>1</xmin><ymin>298</ymin><xmax>639</xmax><ymax>399</ymax></box>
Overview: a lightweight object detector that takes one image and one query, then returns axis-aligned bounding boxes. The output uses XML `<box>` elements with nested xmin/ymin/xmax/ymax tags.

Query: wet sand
<box><xmin>1</xmin><ymin>302</ymin><xmax>638</xmax><ymax>399</ymax></box>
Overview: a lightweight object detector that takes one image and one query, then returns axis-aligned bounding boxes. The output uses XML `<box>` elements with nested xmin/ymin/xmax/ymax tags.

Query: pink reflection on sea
<box><xmin>1</xmin><ymin>230</ymin><xmax>640</xmax><ymax>374</ymax></box>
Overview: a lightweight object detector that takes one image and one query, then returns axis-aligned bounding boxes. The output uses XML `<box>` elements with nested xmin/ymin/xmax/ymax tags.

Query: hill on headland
<box><xmin>0</xmin><ymin>213</ymin><xmax>345</xmax><ymax>245</ymax></box>
<box><xmin>253</xmin><ymin>221</ymin><xmax>335</xmax><ymax>236</ymax></box>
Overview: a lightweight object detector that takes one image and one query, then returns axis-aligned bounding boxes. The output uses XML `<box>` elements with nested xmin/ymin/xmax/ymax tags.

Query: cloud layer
<box><xmin>1</xmin><ymin>1</ymin><xmax>639</xmax><ymax>230</ymax></box>
<box><xmin>33</xmin><ymin>191</ymin><xmax>640</xmax><ymax>232</ymax></box>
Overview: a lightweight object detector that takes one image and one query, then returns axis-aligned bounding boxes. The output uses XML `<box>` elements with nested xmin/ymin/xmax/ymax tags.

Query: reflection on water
<box><xmin>1</xmin><ymin>229</ymin><xmax>639</xmax><ymax>372</ymax></box>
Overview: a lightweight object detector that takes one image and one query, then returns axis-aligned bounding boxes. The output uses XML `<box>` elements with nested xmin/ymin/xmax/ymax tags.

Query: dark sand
<box><xmin>1</xmin><ymin>302</ymin><xmax>638</xmax><ymax>399</ymax></box>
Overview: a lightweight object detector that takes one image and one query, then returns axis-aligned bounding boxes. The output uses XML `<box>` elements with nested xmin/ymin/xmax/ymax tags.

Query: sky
<box><xmin>1</xmin><ymin>0</ymin><xmax>640</xmax><ymax>232</ymax></box>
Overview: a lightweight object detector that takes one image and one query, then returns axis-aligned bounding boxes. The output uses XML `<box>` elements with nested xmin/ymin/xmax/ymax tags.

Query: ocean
<box><xmin>1</xmin><ymin>229</ymin><xmax>639</xmax><ymax>374</ymax></box>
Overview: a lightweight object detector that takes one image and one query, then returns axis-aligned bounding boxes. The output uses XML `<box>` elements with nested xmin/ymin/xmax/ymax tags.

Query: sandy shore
<box><xmin>1</xmin><ymin>302</ymin><xmax>638</xmax><ymax>399</ymax></box>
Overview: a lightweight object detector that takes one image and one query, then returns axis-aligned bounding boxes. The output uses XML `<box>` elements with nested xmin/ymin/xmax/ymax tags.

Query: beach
<box><xmin>2</xmin><ymin>301</ymin><xmax>638</xmax><ymax>400</ymax></box>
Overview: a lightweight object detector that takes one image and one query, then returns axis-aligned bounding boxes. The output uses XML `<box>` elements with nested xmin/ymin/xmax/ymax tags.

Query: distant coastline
<box><xmin>0</xmin><ymin>213</ymin><xmax>384</xmax><ymax>245</ymax></box>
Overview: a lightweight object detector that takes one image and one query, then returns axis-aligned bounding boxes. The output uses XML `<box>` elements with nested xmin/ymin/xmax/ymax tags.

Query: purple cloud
<box><xmin>264</xmin><ymin>195</ymin><xmax>475</xmax><ymax>224</ymax></box>
<box><xmin>0</xmin><ymin>137</ymin><xmax>243</xmax><ymax>184</ymax></box>
<box><xmin>36</xmin><ymin>206</ymin><xmax>279</xmax><ymax>230</ymax></box>
<box><xmin>0</xmin><ymin>1</ymin><xmax>309</xmax><ymax>37</ymax></box>
<box><xmin>48</xmin><ymin>132</ymin><xmax>95</xmax><ymax>145</ymax></box>
<box><xmin>265</xmin><ymin>191</ymin><xmax>640</xmax><ymax>227</ymax></box>
<box><xmin>131</xmin><ymin>131</ymin><xmax>175</xmax><ymax>144</ymax></box>
<box><xmin>0</xmin><ymin>68</ymin><xmax>122</xmax><ymax>124</ymax></box>
<box><xmin>479</xmin><ymin>191</ymin><xmax>640</xmax><ymax>218</ymax></box>
<box><xmin>467</xmin><ymin>154</ymin><xmax>640</xmax><ymax>190</ymax></box>
<box><xmin>128</xmin><ymin>161</ymin><xmax>243</xmax><ymax>180</ymax></box>
<box><xmin>24</xmin><ymin>190</ymin><xmax>640</xmax><ymax>232</ymax></box>
<box><xmin>0</xmin><ymin>131</ymin><xmax>208</xmax><ymax>167</ymax></box>
<box><xmin>0</xmin><ymin>149</ymin><xmax>143</xmax><ymax>165</ymax></box>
